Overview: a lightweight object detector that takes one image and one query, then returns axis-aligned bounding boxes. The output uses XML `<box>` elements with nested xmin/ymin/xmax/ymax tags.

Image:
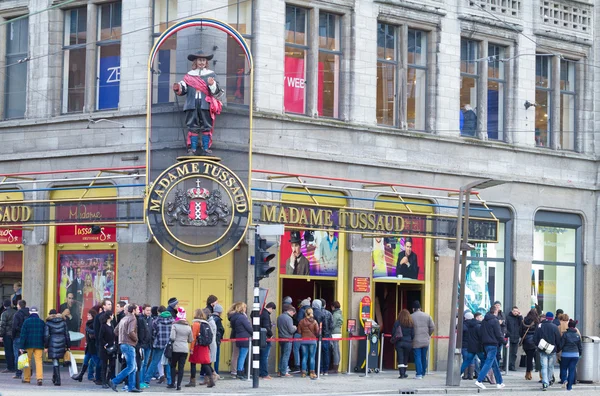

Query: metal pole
<box><xmin>251</xmin><ymin>230</ymin><xmax>260</xmax><ymax>387</ymax></box>
<box><xmin>364</xmin><ymin>333</ymin><xmax>369</xmax><ymax>377</ymax></box>
<box><xmin>456</xmin><ymin>191</ymin><xmax>472</xmax><ymax>351</ymax></box>
<box><xmin>317</xmin><ymin>337</ymin><xmax>322</xmax><ymax>379</ymax></box>
<box><xmin>446</xmin><ymin>187</ymin><xmax>465</xmax><ymax>386</ymax></box>
<box><xmin>347</xmin><ymin>338</ymin><xmax>353</xmax><ymax>375</ymax></box>
<box><xmin>504</xmin><ymin>342</ymin><xmax>509</xmax><ymax>375</ymax></box>
<box><xmin>379</xmin><ymin>333</ymin><xmax>384</xmax><ymax>373</ymax></box>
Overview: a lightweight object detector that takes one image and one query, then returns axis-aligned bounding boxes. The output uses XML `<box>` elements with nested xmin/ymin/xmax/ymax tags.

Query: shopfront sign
<box><xmin>0</xmin><ymin>228</ymin><xmax>22</xmax><ymax>244</ymax></box>
<box><xmin>0</xmin><ymin>205</ymin><xmax>31</xmax><ymax>223</ymax></box>
<box><xmin>254</xmin><ymin>202</ymin><xmax>498</xmax><ymax>243</ymax></box>
<box><xmin>353</xmin><ymin>277</ymin><xmax>371</xmax><ymax>293</ymax></box>
<box><xmin>146</xmin><ymin>159</ymin><xmax>250</xmax><ymax>263</ymax></box>
<box><xmin>56</xmin><ymin>202</ymin><xmax>117</xmax><ymax>244</ymax></box>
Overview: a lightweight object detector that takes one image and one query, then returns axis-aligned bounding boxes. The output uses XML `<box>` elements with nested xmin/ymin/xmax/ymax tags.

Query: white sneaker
<box><xmin>475</xmin><ymin>381</ymin><xmax>487</xmax><ymax>389</ymax></box>
<box><xmin>497</xmin><ymin>383</ymin><xmax>505</xmax><ymax>389</ymax></box>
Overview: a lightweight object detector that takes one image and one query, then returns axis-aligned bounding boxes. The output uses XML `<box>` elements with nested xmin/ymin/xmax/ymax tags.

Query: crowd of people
<box><xmin>452</xmin><ymin>302</ymin><xmax>582</xmax><ymax>391</ymax></box>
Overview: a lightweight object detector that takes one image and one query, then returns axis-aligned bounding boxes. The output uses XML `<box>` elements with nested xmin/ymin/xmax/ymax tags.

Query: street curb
<box><xmin>397</xmin><ymin>385</ymin><xmax>600</xmax><ymax>394</ymax></box>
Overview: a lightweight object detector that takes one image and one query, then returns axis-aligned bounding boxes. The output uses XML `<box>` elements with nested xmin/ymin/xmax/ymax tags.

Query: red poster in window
<box><xmin>0</xmin><ymin>228</ymin><xmax>22</xmax><ymax>244</ymax></box>
<box><xmin>317</xmin><ymin>61</ymin><xmax>324</xmax><ymax>116</ymax></box>
<box><xmin>55</xmin><ymin>203</ymin><xmax>117</xmax><ymax>244</ymax></box>
<box><xmin>284</xmin><ymin>56</ymin><xmax>305</xmax><ymax>113</ymax></box>
<box><xmin>0</xmin><ymin>251</ymin><xmax>23</xmax><ymax>272</ymax></box>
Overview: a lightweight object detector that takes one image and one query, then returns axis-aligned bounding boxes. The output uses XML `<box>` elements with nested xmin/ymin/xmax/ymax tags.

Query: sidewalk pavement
<box><xmin>0</xmin><ymin>364</ymin><xmax>598</xmax><ymax>395</ymax></box>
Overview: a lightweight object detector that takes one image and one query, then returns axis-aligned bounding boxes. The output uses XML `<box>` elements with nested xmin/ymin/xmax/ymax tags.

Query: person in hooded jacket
<box><xmin>229</xmin><ymin>302</ymin><xmax>253</xmax><ymax>380</ymax></box>
<box><xmin>144</xmin><ymin>306</ymin><xmax>174</xmax><ymax>386</ymax></box>
<box><xmin>11</xmin><ymin>300</ymin><xmax>29</xmax><ymax>379</ymax></box>
<box><xmin>297</xmin><ymin>308</ymin><xmax>319</xmax><ymax>379</ymax></box>
<box><xmin>318</xmin><ymin>299</ymin><xmax>334</xmax><ymax>375</ymax></box>
<box><xmin>474</xmin><ymin>305</ymin><xmax>506</xmax><ymax>390</ymax></box>
<box><xmin>559</xmin><ymin>319</ymin><xmax>582</xmax><ymax>391</ymax></box>
<box><xmin>98</xmin><ymin>310</ymin><xmax>116</xmax><ymax>388</ymax></box>
<box><xmin>72</xmin><ymin>308</ymin><xmax>97</xmax><ymax>382</ymax></box>
<box><xmin>211</xmin><ymin>304</ymin><xmax>225</xmax><ymax>376</ymax></box>
<box><xmin>506</xmin><ymin>306</ymin><xmax>522</xmax><ymax>371</ymax></box>
<box><xmin>138</xmin><ymin>304</ymin><xmax>153</xmax><ymax>389</ymax></box>
<box><xmin>204</xmin><ymin>308</ymin><xmax>218</xmax><ymax>385</ymax></box>
<box><xmin>392</xmin><ymin>309</ymin><xmax>414</xmax><ymax>379</ymax></box>
<box><xmin>0</xmin><ymin>299</ymin><xmax>17</xmax><ymax>373</ymax></box>
<box><xmin>533</xmin><ymin>312</ymin><xmax>562</xmax><ymax>390</ymax></box>
<box><xmin>189</xmin><ymin>309</ymin><xmax>216</xmax><ymax>388</ymax></box>
<box><xmin>44</xmin><ymin>309</ymin><xmax>71</xmax><ymax>386</ymax></box>
<box><xmin>167</xmin><ymin>307</ymin><xmax>193</xmax><ymax>391</ymax></box>
<box><xmin>520</xmin><ymin>308</ymin><xmax>539</xmax><ymax>381</ymax></box>
<box><xmin>461</xmin><ymin>312</ymin><xmax>484</xmax><ymax>379</ymax></box>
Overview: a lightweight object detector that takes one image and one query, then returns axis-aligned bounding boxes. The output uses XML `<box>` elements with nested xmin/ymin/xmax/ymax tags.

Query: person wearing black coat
<box><xmin>505</xmin><ymin>307</ymin><xmax>523</xmax><ymax>371</ymax></box>
<box><xmin>259</xmin><ymin>302</ymin><xmax>276</xmax><ymax>379</ymax></box>
<box><xmin>229</xmin><ymin>305</ymin><xmax>252</xmax><ymax>379</ymax></box>
<box><xmin>474</xmin><ymin>307</ymin><xmax>505</xmax><ymax>389</ymax></box>
<box><xmin>533</xmin><ymin>312</ymin><xmax>562</xmax><ymax>390</ymax></box>
<box><xmin>93</xmin><ymin>299</ymin><xmax>112</xmax><ymax>386</ymax></box>
<box><xmin>559</xmin><ymin>320</ymin><xmax>582</xmax><ymax>391</ymax></box>
<box><xmin>98</xmin><ymin>311</ymin><xmax>116</xmax><ymax>389</ymax></box>
<box><xmin>520</xmin><ymin>309</ymin><xmax>539</xmax><ymax>380</ymax></box>
<box><xmin>44</xmin><ymin>310</ymin><xmax>71</xmax><ymax>386</ymax></box>
<box><xmin>460</xmin><ymin>313</ymin><xmax>482</xmax><ymax>380</ymax></box>
<box><xmin>72</xmin><ymin>309</ymin><xmax>98</xmax><ymax>382</ymax></box>
<box><xmin>392</xmin><ymin>309</ymin><xmax>415</xmax><ymax>379</ymax></box>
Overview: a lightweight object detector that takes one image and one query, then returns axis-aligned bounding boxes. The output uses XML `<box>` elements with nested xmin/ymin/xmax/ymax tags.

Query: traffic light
<box><xmin>255</xmin><ymin>236</ymin><xmax>276</xmax><ymax>281</ymax></box>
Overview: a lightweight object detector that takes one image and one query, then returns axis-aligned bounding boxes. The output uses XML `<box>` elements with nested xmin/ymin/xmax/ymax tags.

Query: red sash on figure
<box><xmin>184</xmin><ymin>74</ymin><xmax>222</xmax><ymax>148</ymax></box>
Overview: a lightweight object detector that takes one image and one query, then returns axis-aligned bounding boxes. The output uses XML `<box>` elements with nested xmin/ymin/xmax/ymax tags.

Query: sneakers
<box><xmin>497</xmin><ymin>383</ymin><xmax>505</xmax><ymax>389</ymax></box>
<box><xmin>140</xmin><ymin>382</ymin><xmax>149</xmax><ymax>389</ymax></box>
<box><xmin>415</xmin><ymin>375</ymin><xmax>423</xmax><ymax>380</ymax></box>
<box><xmin>542</xmin><ymin>383</ymin><xmax>548</xmax><ymax>391</ymax></box>
<box><xmin>475</xmin><ymin>381</ymin><xmax>487</xmax><ymax>389</ymax></box>
<box><xmin>108</xmin><ymin>379</ymin><xmax>118</xmax><ymax>392</ymax></box>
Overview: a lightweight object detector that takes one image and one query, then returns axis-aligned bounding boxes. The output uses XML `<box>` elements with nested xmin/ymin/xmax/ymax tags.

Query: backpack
<box><xmin>196</xmin><ymin>322</ymin><xmax>213</xmax><ymax>346</ymax></box>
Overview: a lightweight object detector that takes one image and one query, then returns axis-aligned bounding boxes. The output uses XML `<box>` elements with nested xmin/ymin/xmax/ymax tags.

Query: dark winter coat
<box><xmin>44</xmin><ymin>314</ymin><xmax>71</xmax><ymax>359</ymax></box>
<box><xmin>497</xmin><ymin>310</ymin><xmax>507</xmax><ymax>336</ymax></box>
<box><xmin>321</xmin><ymin>309</ymin><xmax>334</xmax><ymax>338</ymax></box>
<box><xmin>534</xmin><ymin>321</ymin><xmax>562</xmax><ymax>353</ymax></box>
<box><xmin>212</xmin><ymin>314</ymin><xmax>225</xmax><ymax>345</ymax></box>
<box><xmin>229</xmin><ymin>312</ymin><xmax>252</xmax><ymax>347</ymax></box>
<box><xmin>465</xmin><ymin>319</ymin><xmax>483</xmax><ymax>354</ymax></box>
<box><xmin>12</xmin><ymin>306</ymin><xmax>29</xmax><ymax>338</ymax></box>
<box><xmin>138</xmin><ymin>315</ymin><xmax>152</xmax><ymax>349</ymax></box>
<box><xmin>462</xmin><ymin>109</ymin><xmax>477</xmax><ymax>136</ymax></box>
<box><xmin>0</xmin><ymin>306</ymin><xmax>16</xmax><ymax>338</ymax></box>
<box><xmin>392</xmin><ymin>320</ymin><xmax>414</xmax><ymax>349</ymax></box>
<box><xmin>94</xmin><ymin>311</ymin><xmax>105</xmax><ymax>349</ymax></box>
<box><xmin>152</xmin><ymin>312</ymin><xmax>174</xmax><ymax>349</ymax></box>
<box><xmin>260</xmin><ymin>309</ymin><xmax>274</xmax><ymax>338</ymax></box>
<box><xmin>506</xmin><ymin>311</ymin><xmax>523</xmax><ymax>341</ymax></box>
<box><xmin>99</xmin><ymin>322</ymin><xmax>116</xmax><ymax>360</ymax></box>
<box><xmin>560</xmin><ymin>328</ymin><xmax>582</xmax><ymax>355</ymax></box>
<box><xmin>520</xmin><ymin>317</ymin><xmax>538</xmax><ymax>351</ymax></box>
<box><xmin>85</xmin><ymin>318</ymin><xmax>97</xmax><ymax>355</ymax></box>
<box><xmin>20</xmin><ymin>314</ymin><xmax>45</xmax><ymax>350</ymax></box>
<box><xmin>480</xmin><ymin>313</ymin><xmax>506</xmax><ymax>347</ymax></box>
<box><xmin>167</xmin><ymin>305</ymin><xmax>177</xmax><ymax>319</ymax></box>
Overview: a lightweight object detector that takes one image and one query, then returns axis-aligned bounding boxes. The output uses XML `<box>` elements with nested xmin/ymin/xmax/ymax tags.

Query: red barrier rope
<box><xmin>219</xmin><ymin>336</ymin><xmax>367</xmax><ymax>343</ymax></box>
<box><xmin>382</xmin><ymin>333</ymin><xmax>450</xmax><ymax>340</ymax></box>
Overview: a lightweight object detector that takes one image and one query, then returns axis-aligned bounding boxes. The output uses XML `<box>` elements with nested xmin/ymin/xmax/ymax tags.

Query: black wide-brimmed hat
<box><xmin>289</xmin><ymin>231</ymin><xmax>302</xmax><ymax>244</ymax></box>
<box><xmin>188</xmin><ymin>50</ymin><xmax>214</xmax><ymax>61</ymax></box>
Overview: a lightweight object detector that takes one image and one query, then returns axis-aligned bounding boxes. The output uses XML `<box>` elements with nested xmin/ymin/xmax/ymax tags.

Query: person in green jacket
<box><xmin>330</xmin><ymin>301</ymin><xmax>343</xmax><ymax>373</ymax></box>
<box><xmin>19</xmin><ymin>306</ymin><xmax>46</xmax><ymax>385</ymax></box>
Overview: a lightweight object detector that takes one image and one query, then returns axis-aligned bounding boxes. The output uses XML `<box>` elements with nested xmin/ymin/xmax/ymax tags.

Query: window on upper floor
<box><xmin>318</xmin><ymin>12</ymin><xmax>341</xmax><ymax>118</ymax></box>
<box><xmin>63</xmin><ymin>7</ymin><xmax>87</xmax><ymax>113</ymax></box>
<box><xmin>559</xmin><ymin>59</ymin><xmax>576</xmax><ymax>151</ymax></box>
<box><xmin>487</xmin><ymin>44</ymin><xmax>505</xmax><ymax>141</ymax></box>
<box><xmin>227</xmin><ymin>0</ymin><xmax>253</xmax><ymax>106</ymax></box>
<box><xmin>4</xmin><ymin>17</ymin><xmax>28</xmax><ymax>119</ymax></box>
<box><xmin>376</xmin><ymin>23</ymin><xmax>428</xmax><ymax>130</ymax></box>
<box><xmin>284</xmin><ymin>5</ymin><xmax>309</xmax><ymax>114</ymax></box>
<box><xmin>152</xmin><ymin>0</ymin><xmax>178</xmax><ymax>105</ymax></box>
<box><xmin>535</xmin><ymin>54</ymin><xmax>552</xmax><ymax>147</ymax></box>
<box><xmin>460</xmin><ymin>39</ymin><xmax>478</xmax><ymax>137</ymax></box>
<box><xmin>96</xmin><ymin>2</ymin><xmax>122</xmax><ymax>111</ymax></box>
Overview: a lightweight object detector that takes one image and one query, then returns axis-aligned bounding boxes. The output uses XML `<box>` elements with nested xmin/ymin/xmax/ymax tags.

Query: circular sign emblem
<box><xmin>146</xmin><ymin>159</ymin><xmax>250</xmax><ymax>263</ymax></box>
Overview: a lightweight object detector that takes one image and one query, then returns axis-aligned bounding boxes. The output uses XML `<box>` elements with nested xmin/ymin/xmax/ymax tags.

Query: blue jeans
<box><xmin>279</xmin><ymin>342</ymin><xmax>292</xmax><ymax>375</ymax></box>
<box><xmin>238</xmin><ymin>347</ymin><xmax>249</xmax><ymax>373</ymax></box>
<box><xmin>144</xmin><ymin>348</ymin><xmax>164</xmax><ymax>384</ymax></box>
<box><xmin>13</xmin><ymin>337</ymin><xmax>21</xmax><ymax>377</ymax></box>
<box><xmin>301</xmin><ymin>343</ymin><xmax>316</xmax><ymax>372</ymax></box>
<box><xmin>476</xmin><ymin>345</ymin><xmax>503</xmax><ymax>384</ymax></box>
<box><xmin>83</xmin><ymin>353</ymin><xmax>99</xmax><ymax>380</ymax></box>
<box><xmin>560</xmin><ymin>356</ymin><xmax>579</xmax><ymax>390</ymax></box>
<box><xmin>460</xmin><ymin>350</ymin><xmax>485</xmax><ymax>374</ymax></box>
<box><xmin>139</xmin><ymin>347</ymin><xmax>151</xmax><ymax>385</ymax></box>
<box><xmin>414</xmin><ymin>346</ymin><xmax>429</xmax><ymax>377</ymax></box>
<box><xmin>540</xmin><ymin>352</ymin><xmax>556</xmax><ymax>386</ymax></box>
<box><xmin>320</xmin><ymin>340</ymin><xmax>330</xmax><ymax>373</ymax></box>
<box><xmin>112</xmin><ymin>344</ymin><xmax>137</xmax><ymax>386</ymax></box>
<box><xmin>259</xmin><ymin>342</ymin><xmax>271</xmax><ymax>377</ymax></box>
<box><xmin>293</xmin><ymin>334</ymin><xmax>302</xmax><ymax>369</ymax></box>
<box><xmin>3</xmin><ymin>336</ymin><xmax>15</xmax><ymax>371</ymax></box>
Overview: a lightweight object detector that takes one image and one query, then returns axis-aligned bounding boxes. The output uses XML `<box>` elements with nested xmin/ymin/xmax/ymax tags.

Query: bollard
<box><xmin>347</xmin><ymin>338</ymin><xmax>353</xmax><ymax>375</ymax></box>
<box><xmin>364</xmin><ymin>335</ymin><xmax>369</xmax><ymax>377</ymax></box>
<box><xmin>317</xmin><ymin>337</ymin><xmax>322</xmax><ymax>379</ymax></box>
<box><xmin>504</xmin><ymin>342</ymin><xmax>509</xmax><ymax>375</ymax></box>
<box><xmin>247</xmin><ymin>337</ymin><xmax>252</xmax><ymax>381</ymax></box>
<box><xmin>379</xmin><ymin>333</ymin><xmax>384</xmax><ymax>373</ymax></box>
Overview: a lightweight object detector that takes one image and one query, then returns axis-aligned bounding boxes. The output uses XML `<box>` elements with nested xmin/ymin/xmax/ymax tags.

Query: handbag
<box><xmin>164</xmin><ymin>341</ymin><xmax>174</xmax><ymax>360</ymax></box>
<box><xmin>537</xmin><ymin>338</ymin><xmax>555</xmax><ymax>354</ymax></box>
<box><xmin>63</xmin><ymin>350</ymin><xmax>71</xmax><ymax>362</ymax></box>
<box><xmin>390</xmin><ymin>325</ymin><xmax>404</xmax><ymax>344</ymax></box>
<box><xmin>105</xmin><ymin>344</ymin><xmax>118</xmax><ymax>356</ymax></box>
<box><xmin>17</xmin><ymin>352</ymin><xmax>29</xmax><ymax>370</ymax></box>
<box><xmin>519</xmin><ymin>325</ymin><xmax>531</xmax><ymax>347</ymax></box>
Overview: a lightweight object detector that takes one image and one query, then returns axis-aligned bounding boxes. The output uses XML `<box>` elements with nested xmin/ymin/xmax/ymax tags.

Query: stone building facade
<box><xmin>0</xmin><ymin>0</ymin><xmax>598</xmax><ymax>371</ymax></box>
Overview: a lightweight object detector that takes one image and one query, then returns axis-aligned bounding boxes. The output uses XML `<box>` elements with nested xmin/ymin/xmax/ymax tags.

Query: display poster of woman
<box><xmin>81</xmin><ymin>273</ymin><xmax>95</xmax><ymax>334</ymax></box>
<box><xmin>372</xmin><ymin>237</ymin><xmax>387</xmax><ymax>277</ymax></box>
<box><xmin>59</xmin><ymin>265</ymin><xmax>72</xmax><ymax>305</ymax></box>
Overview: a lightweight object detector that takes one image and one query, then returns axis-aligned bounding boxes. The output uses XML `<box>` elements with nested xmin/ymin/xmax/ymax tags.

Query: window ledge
<box><xmin>374</xmin><ymin>0</ymin><xmax>447</xmax><ymax>17</ymax></box>
<box><xmin>0</xmin><ymin>108</ymin><xmax>147</xmax><ymax>130</ymax></box>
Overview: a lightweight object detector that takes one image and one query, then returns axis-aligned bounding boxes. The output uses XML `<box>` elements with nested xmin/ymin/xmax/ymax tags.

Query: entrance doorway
<box><xmin>374</xmin><ymin>281</ymin><xmax>422</xmax><ymax>370</ymax></box>
<box><xmin>281</xmin><ymin>278</ymin><xmax>336</xmax><ymax>309</ymax></box>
